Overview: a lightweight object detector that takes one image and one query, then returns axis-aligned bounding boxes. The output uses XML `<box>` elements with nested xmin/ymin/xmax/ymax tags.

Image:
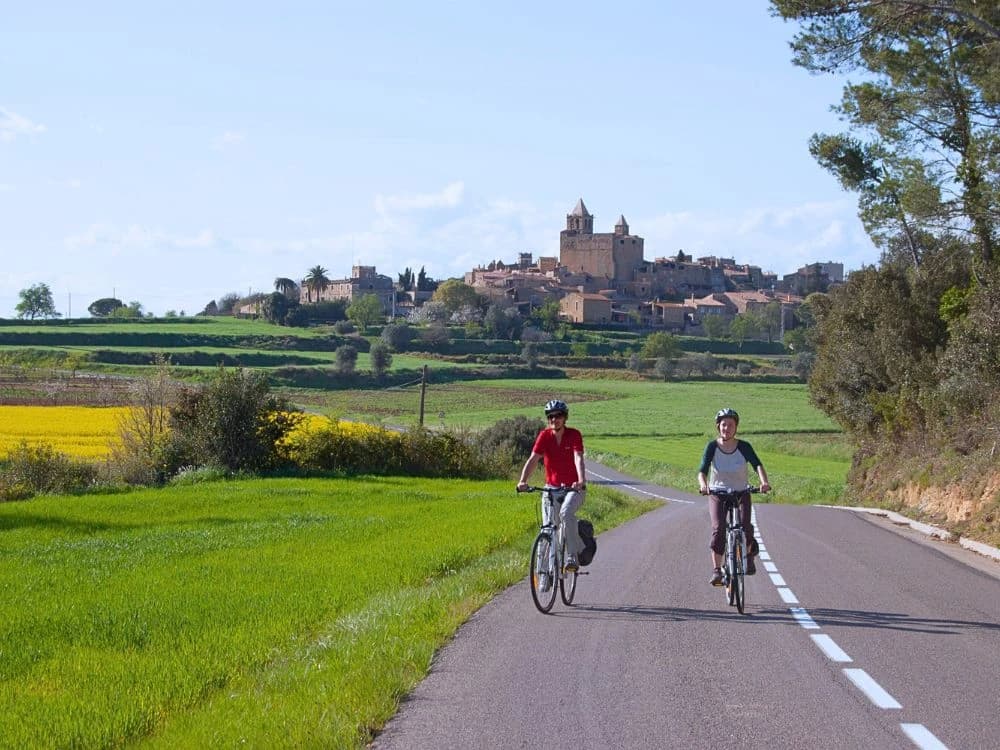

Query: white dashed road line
<box><xmin>900</xmin><ymin>724</ymin><xmax>950</xmax><ymax>750</ymax></box>
<box><xmin>810</xmin><ymin>634</ymin><xmax>852</xmax><ymax>663</ymax></box>
<box><xmin>843</xmin><ymin>669</ymin><xmax>902</xmax><ymax>709</ymax></box>
<box><xmin>752</xmin><ymin>513</ymin><xmax>951</xmax><ymax>749</ymax></box>
<box><xmin>777</xmin><ymin>587</ymin><xmax>799</xmax><ymax>604</ymax></box>
<box><xmin>789</xmin><ymin>607</ymin><xmax>820</xmax><ymax>629</ymax></box>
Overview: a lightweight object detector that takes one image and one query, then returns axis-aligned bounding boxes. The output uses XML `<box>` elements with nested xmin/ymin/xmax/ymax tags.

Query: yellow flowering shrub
<box><xmin>275</xmin><ymin>412</ymin><xmax>402</xmax><ymax>470</ymax></box>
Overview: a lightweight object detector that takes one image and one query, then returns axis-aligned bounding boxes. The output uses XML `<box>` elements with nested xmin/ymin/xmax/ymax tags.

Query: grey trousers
<box><xmin>542</xmin><ymin>488</ymin><xmax>585</xmax><ymax>556</ymax></box>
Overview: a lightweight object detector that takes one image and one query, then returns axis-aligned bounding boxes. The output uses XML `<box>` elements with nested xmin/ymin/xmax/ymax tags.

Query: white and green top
<box><xmin>698</xmin><ymin>439</ymin><xmax>763</xmax><ymax>491</ymax></box>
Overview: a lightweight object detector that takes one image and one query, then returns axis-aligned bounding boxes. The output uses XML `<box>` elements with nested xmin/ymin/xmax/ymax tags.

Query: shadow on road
<box><xmin>545</xmin><ymin>602</ymin><xmax>790</xmax><ymax>624</ymax></box>
<box><xmin>795</xmin><ymin>607</ymin><xmax>1000</xmax><ymax>635</ymax></box>
<box><xmin>544</xmin><ymin>603</ymin><xmax>1000</xmax><ymax>634</ymax></box>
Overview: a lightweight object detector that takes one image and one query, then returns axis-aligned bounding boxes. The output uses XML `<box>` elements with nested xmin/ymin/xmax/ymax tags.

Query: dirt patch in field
<box><xmin>0</xmin><ymin>372</ymin><xmax>134</xmax><ymax>406</ymax></box>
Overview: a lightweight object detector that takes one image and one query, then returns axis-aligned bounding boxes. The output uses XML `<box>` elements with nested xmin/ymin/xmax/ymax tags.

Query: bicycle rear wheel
<box><xmin>530</xmin><ymin>532</ymin><xmax>557</xmax><ymax>613</ymax></box>
<box><xmin>559</xmin><ymin>537</ymin><xmax>577</xmax><ymax>606</ymax></box>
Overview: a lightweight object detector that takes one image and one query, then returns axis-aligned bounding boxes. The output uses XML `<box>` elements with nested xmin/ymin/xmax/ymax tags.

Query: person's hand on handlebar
<box><xmin>516</xmin><ymin>480</ymin><xmax>529</xmax><ymax>492</ymax></box>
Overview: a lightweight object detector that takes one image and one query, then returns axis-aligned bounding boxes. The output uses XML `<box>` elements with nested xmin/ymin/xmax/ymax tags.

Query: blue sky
<box><xmin>1</xmin><ymin>1</ymin><xmax>878</xmax><ymax>317</ymax></box>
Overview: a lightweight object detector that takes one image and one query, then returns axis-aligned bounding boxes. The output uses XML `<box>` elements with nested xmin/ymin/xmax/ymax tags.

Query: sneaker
<box><xmin>745</xmin><ymin>557</ymin><xmax>756</xmax><ymax>575</ymax></box>
<box><xmin>710</xmin><ymin>568</ymin><xmax>724</xmax><ymax>586</ymax></box>
<box><xmin>565</xmin><ymin>554</ymin><xmax>579</xmax><ymax>573</ymax></box>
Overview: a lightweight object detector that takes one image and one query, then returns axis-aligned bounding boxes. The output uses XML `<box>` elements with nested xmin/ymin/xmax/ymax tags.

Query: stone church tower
<box><xmin>559</xmin><ymin>199</ymin><xmax>644</xmax><ymax>285</ymax></box>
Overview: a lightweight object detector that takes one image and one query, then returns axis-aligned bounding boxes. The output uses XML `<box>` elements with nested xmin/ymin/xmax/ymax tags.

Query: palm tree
<box><xmin>303</xmin><ymin>265</ymin><xmax>330</xmax><ymax>303</ymax></box>
<box><xmin>273</xmin><ymin>277</ymin><xmax>299</xmax><ymax>300</ymax></box>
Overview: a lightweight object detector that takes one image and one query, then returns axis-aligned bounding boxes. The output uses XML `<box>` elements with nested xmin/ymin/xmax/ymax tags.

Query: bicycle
<box><xmin>703</xmin><ymin>485</ymin><xmax>762</xmax><ymax>615</ymax></box>
<box><xmin>518</xmin><ymin>485</ymin><xmax>580</xmax><ymax>613</ymax></box>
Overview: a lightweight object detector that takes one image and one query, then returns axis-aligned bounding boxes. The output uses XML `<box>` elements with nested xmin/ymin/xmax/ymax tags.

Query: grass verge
<box><xmin>0</xmin><ymin>476</ymin><xmax>655</xmax><ymax>748</ymax></box>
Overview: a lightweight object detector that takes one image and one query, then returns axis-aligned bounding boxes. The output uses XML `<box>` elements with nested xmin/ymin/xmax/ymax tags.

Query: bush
<box><xmin>370</xmin><ymin>341</ymin><xmax>392</xmax><ymax>377</ymax></box>
<box><xmin>476</xmin><ymin>416</ymin><xmax>542</xmax><ymax>469</ymax></box>
<box><xmin>279</xmin><ymin>420</ymin><xmax>500</xmax><ymax>479</ymax></box>
<box><xmin>335</xmin><ymin>344</ymin><xmax>358</xmax><ymax>375</ymax></box>
<box><xmin>165</xmin><ymin>368</ymin><xmax>297</xmax><ymax>474</ymax></box>
<box><xmin>0</xmin><ymin>441</ymin><xmax>99</xmax><ymax>500</ymax></box>
<box><xmin>381</xmin><ymin>322</ymin><xmax>414</xmax><ymax>350</ymax></box>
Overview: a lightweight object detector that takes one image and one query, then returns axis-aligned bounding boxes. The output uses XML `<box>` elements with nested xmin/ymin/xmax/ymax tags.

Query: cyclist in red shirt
<box><xmin>517</xmin><ymin>399</ymin><xmax>587</xmax><ymax>571</ymax></box>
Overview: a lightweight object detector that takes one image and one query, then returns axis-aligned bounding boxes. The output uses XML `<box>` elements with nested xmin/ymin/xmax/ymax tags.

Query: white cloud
<box><xmin>65</xmin><ymin>223</ymin><xmax>227</xmax><ymax>254</ymax></box>
<box><xmin>0</xmin><ymin>108</ymin><xmax>46</xmax><ymax>142</ymax></box>
<box><xmin>374</xmin><ymin>181</ymin><xmax>465</xmax><ymax>215</ymax></box>
<box><xmin>212</xmin><ymin>131</ymin><xmax>246</xmax><ymax>150</ymax></box>
<box><xmin>639</xmin><ymin>199</ymin><xmax>876</xmax><ymax>275</ymax></box>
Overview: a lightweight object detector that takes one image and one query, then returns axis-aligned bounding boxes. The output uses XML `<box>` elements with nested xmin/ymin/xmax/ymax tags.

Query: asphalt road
<box><xmin>373</xmin><ymin>463</ymin><xmax>1000</xmax><ymax>750</ymax></box>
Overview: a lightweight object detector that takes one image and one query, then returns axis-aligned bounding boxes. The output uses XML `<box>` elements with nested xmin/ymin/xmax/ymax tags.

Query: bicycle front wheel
<box><xmin>733</xmin><ymin>537</ymin><xmax>746</xmax><ymax>615</ymax></box>
<box><xmin>559</xmin><ymin>537</ymin><xmax>577</xmax><ymax>606</ymax></box>
<box><xmin>530</xmin><ymin>532</ymin><xmax>558</xmax><ymax>613</ymax></box>
<box><xmin>725</xmin><ymin>534</ymin><xmax>737</xmax><ymax>606</ymax></box>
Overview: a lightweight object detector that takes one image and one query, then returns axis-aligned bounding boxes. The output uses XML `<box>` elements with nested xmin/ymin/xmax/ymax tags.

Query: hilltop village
<box><xmin>298</xmin><ymin>199</ymin><xmax>843</xmax><ymax>335</ymax></box>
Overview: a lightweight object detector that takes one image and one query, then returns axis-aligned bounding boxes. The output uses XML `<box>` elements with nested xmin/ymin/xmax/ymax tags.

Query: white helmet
<box><xmin>544</xmin><ymin>399</ymin><xmax>568</xmax><ymax>416</ymax></box>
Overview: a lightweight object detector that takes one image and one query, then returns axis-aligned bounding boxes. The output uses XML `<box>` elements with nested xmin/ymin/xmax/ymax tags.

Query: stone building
<box><xmin>301</xmin><ymin>265</ymin><xmax>396</xmax><ymax>315</ymax></box>
<box><xmin>559</xmin><ymin>291</ymin><xmax>613</xmax><ymax>324</ymax></box>
<box><xmin>559</xmin><ymin>199</ymin><xmax>644</xmax><ymax>287</ymax></box>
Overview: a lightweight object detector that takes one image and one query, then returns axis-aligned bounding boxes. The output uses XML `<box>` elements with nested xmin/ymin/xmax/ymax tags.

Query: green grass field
<box><xmin>0</xmin><ymin>476</ymin><xmax>655</xmax><ymax>748</ymax></box>
<box><xmin>288</xmin><ymin>378</ymin><xmax>850</xmax><ymax>504</ymax></box>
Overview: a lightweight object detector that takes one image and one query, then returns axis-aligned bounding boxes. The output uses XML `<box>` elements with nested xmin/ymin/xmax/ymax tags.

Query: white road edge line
<box><xmin>586</xmin><ymin>470</ymin><xmax>696</xmax><ymax>504</ymax></box>
<box><xmin>811</xmin><ymin>634</ymin><xmax>852</xmax><ymax>662</ymax></box>
<box><xmin>900</xmin><ymin>723</ymin><xmax>949</xmax><ymax>750</ymax></box>
<box><xmin>763</xmin><ymin>561</ymin><xmax>778</xmax><ymax>572</ymax></box>
<box><xmin>843</xmin><ymin>668</ymin><xmax>902</xmax><ymax>709</ymax></box>
<box><xmin>769</xmin><ymin>573</ymin><xmax>787</xmax><ymax>586</ymax></box>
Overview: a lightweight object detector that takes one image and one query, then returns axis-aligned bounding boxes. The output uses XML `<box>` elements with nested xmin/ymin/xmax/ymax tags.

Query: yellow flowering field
<box><xmin>0</xmin><ymin>405</ymin><xmax>128</xmax><ymax>459</ymax></box>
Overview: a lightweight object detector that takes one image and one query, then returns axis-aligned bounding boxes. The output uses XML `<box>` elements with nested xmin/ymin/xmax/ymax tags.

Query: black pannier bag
<box><xmin>578</xmin><ymin>518</ymin><xmax>597</xmax><ymax>566</ymax></box>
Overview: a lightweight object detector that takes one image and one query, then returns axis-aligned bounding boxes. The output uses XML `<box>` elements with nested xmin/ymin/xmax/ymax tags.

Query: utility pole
<box><xmin>418</xmin><ymin>365</ymin><xmax>427</xmax><ymax>427</ymax></box>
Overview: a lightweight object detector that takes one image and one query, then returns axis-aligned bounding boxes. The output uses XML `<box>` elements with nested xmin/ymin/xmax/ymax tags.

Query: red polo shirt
<box><xmin>532</xmin><ymin>427</ymin><xmax>584</xmax><ymax>486</ymax></box>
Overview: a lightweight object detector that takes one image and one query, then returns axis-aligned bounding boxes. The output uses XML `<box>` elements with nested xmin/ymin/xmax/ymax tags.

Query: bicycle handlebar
<box><xmin>516</xmin><ymin>485</ymin><xmax>573</xmax><ymax>494</ymax></box>
<box><xmin>699</xmin><ymin>486</ymin><xmax>767</xmax><ymax>496</ymax></box>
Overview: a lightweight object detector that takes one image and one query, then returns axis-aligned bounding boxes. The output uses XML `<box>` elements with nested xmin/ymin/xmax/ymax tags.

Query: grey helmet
<box><xmin>544</xmin><ymin>399</ymin><xmax>569</xmax><ymax>417</ymax></box>
<box><xmin>715</xmin><ymin>407</ymin><xmax>739</xmax><ymax>425</ymax></box>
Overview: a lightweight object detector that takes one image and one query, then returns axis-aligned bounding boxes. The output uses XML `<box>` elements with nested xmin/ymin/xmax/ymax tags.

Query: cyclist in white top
<box><xmin>697</xmin><ymin>408</ymin><xmax>770</xmax><ymax>586</ymax></box>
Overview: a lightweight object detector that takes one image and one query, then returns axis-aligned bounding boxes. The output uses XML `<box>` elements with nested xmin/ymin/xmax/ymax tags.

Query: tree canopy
<box><xmin>771</xmin><ymin>0</ymin><xmax>1000</xmax><ymax>271</ymax></box>
<box><xmin>88</xmin><ymin>297</ymin><xmax>124</xmax><ymax>317</ymax></box>
<box><xmin>303</xmin><ymin>265</ymin><xmax>330</xmax><ymax>303</ymax></box>
<box><xmin>431</xmin><ymin>279</ymin><xmax>481</xmax><ymax>314</ymax></box>
<box><xmin>16</xmin><ymin>283</ymin><xmax>60</xmax><ymax>320</ymax></box>
<box><xmin>346</xmin><ymin>293</ymin><xmax>384</xmax><ymax>331</ymax></box>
